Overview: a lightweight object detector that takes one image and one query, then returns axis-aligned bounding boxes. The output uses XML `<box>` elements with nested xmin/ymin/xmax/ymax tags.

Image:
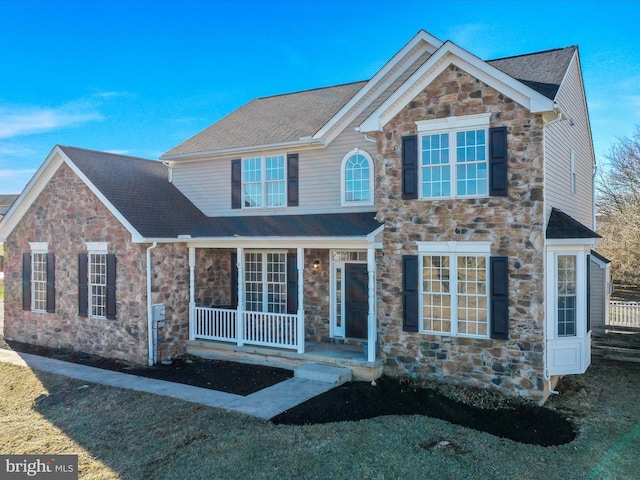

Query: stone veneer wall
<box><xmin>194</xmin><ymin>248</ymin><xmax>233</xmax><ymax>307</ymax></box>
<box><xmin>150</xmin><ymin>243</ymin><xmax>190</xmax><ymax>362</ymax></box>
<box><xmin>3</xmin><ymin>162</ymin><xmax>149</xmax><ymax>364</ymax></box>
<box><xmin>303</xmin><ymin>249</ymin><xmax>330</xmax><ymax>342</ymax></box>
<box><xmin>375</xmin><ymin>65</ymin><xmax>546</xmax><ymax>400</ymax></box>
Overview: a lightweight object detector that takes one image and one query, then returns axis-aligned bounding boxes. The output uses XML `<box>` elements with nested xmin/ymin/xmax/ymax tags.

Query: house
<box><xmin>0</xmin><ymin>195</ymin><xmax>19</xmax><ymax>221</ymax></box>
<box><xmin>0</xmin><ymin>30</ymin><xmax>606</xmax><ymax>403</ymax></box>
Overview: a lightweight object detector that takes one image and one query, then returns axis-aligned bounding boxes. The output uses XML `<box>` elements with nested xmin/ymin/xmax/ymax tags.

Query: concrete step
<box><xmin>294</xmin><ymin>363</ymin><xmax>352</xmax><ymax>385</ymax></box>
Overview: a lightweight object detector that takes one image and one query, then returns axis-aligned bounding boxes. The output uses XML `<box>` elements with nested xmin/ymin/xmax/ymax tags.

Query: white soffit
<box><xmin>359</xmin><ymin>41</ymin><xmax>556</xmax><ymax>133</ymax></box>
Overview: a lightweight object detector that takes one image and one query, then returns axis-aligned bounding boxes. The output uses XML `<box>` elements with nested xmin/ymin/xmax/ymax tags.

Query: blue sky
<box><xmin>1</xmin><ymin>0</ymin><xmax>639</xmax><ymax>194</ymax></box>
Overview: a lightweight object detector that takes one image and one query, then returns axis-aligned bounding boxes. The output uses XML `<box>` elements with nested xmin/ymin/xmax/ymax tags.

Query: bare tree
<box><xmin>596</xmin><ymin>127</ymin><xmax>640</xmax><ymax>284</ymax></box>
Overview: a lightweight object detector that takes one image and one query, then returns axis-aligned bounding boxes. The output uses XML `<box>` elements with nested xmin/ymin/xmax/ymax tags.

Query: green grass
<box><xmin>1</xmin><ymin>358</ymin><xmax>639</xmax><ymax>479</ymax></box>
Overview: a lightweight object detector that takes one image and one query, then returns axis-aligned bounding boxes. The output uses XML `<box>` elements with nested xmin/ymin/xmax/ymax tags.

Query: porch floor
<box><xmin>187</xmin><ymin>339</ymin><xmax>385</xmax><ymax>381</ymax></box>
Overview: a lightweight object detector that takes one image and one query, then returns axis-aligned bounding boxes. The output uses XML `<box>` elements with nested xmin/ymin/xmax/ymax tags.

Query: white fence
<box><xmin>609</xmin><ymin>301</ymin><xmax>640</xmax><ymax>329</ymax></box>
<box><xmin>192</xmin><ymin>307</ymin><xmax>301</xmax><ymax>350</ymax></box>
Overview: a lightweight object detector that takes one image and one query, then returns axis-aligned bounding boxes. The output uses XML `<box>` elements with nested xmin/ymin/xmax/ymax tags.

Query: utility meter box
<box><xmin>152</xmin><ymin>303</ymin><xmax>166</xmax><ymax>328</ymax></box>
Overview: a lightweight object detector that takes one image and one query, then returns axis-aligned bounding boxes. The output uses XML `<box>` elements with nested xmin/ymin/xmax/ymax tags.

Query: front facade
<box><xmin>0</xmin><ymin>30</ymin><xmax>602</xmax><ymax>403</ymax></box>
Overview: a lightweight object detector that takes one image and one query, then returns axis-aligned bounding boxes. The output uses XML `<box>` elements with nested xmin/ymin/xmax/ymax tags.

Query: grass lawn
<box><xmin>1</xmin><ymin>358</ymin><xmax>639</xmax><ymax>479</ymax></box>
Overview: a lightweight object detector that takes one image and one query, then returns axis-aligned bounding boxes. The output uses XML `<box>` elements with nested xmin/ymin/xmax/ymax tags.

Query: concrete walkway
<box><xmin>0</xmin><ymin>349</ymin><xmax>337</xmax><ymax>420</ymax></box>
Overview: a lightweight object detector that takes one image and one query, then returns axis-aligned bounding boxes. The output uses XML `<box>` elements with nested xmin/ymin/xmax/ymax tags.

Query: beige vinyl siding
<box><xmin>544</xmin><ymin>53</ymin><xmax>596</xmax><ymax>228</ymax></box>
<box><xmin>170</xmin><ymin>49</ymin><xmax>433</xmax><ymax>217</ymax></box>
<box><xmin>590</xmin><ymin>256</ymin><xmax>606</xmax><ymax>336</ymax></box>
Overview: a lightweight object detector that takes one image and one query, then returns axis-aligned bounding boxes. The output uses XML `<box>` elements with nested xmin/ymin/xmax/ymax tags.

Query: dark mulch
<box><xmin>0</xmin><ymin>335</ymin><xmax>576</xmax><ymax>446</ymax></box>
<box><xmin>0</xmin><ymin>337</ymin><xmax>292</xmax><ymax>396</ymax></box>
<box><xmin>271</xmin><ymin>376</ymin><xmax>576</xmax><ymax>446</ymax></box>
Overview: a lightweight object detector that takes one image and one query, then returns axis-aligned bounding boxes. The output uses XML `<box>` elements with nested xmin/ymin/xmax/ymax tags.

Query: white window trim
<box><xmin>86</xmin><ymin>242</ymin><xmax>108</xmax><ymax>319</ymax></box>
<box><xmin>417</xmin><ymin>241</ymin><xmax>491</xmax><ymax>338</ymax></box>
<box><xmin>416</xmin><ymin>113</ymin><xmax>491</xmax><ymax>200</ymax></box>
<box><xmin>244</xmin><ymin>249</ymin><xmax>288</xmax><ymax>313</ymax></box>
<box><xmin>341</xmin><ymin>148</ymin><xmax>374</xmax><ymax>206</ymax></box>
<box><xmin>241</xmin><ymin>154</ymin><xmax>287</xmax><ymax>209</ymax></box>
<box><xmin>29</xmin><ymin>242</ymin><xmax>48</xmax><ymax>312</ymax></box>
<box><xmin>545</xmin><ymin>244</ymin><xmax>591</xmax><ymax>339</ymax></box>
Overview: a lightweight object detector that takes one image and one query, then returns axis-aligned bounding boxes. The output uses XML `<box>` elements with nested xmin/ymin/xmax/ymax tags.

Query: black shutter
<box><xmin>106</xmin><ymin>254</ymin><xmax>117</xmax><ymax>320</ymax></box>
<box><xmin>22</xmin><ymin>252</ymin><xmax>31</xmax><ymax>311</ymax></box>
<box><xmin>231</xmin><ymin>159</ymin><xmax>242</xmax><ymax>209</ymax></box>
<box><xmin>286</xmin><ymin>252</ymin><xmax>298</xmax><ymax>314</ymax></box>
<box><xmin>78</xmin><ymin>253</ymin><xmax>88</xmax><ymax>317</ymax></box>
<box><xmin>46</xmin><ymin>253</ymin><xmax>55</xmax><ymax>313</ymax></box>
<box><xmin>490</xmin><ymin>256</ymin><xmax>509</xmax><ymax>339</ymax></box>
<box><xmin>401</xmin><ymin>135</ymin><xmax>418</xmax><ymax>199</ymax></box>
<box><xmin>287</xmin><ymin>153</ymin><xmax>299</xmax><ymax>207</ymax></box>
<box><xmin>230</xmin><ymin>251</ymin><xmax>238</xmax><ymax>309</ymax></box>
<box><xmin>402</xmin><ymin>255</ymin><xmax>419</xmax><ymax>332</ymax></box>
<box><xmin>489</xmin><ymin>126</ymin><xmax>508</xmax><ymax>196</ymax></box>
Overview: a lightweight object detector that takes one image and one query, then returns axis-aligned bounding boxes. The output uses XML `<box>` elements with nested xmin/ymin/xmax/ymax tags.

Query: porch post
<box><xmin>188</xmin><ymin>247</ymin><xmax>196</xmax><ymax>341</ymax></box>
<box><xmin>236</xmin><ymin>247</ymin><xmax>244</xmax><ymax>347</ymax></box>
<box><xmin>297</xmin><ymin>247</ymin><xmax>305</xmax><ymax>354</ymax></box>
<box><xmin>367</xmin><ymin>246</ymin><xmax>376</xmax><ymax>362</ymax></box>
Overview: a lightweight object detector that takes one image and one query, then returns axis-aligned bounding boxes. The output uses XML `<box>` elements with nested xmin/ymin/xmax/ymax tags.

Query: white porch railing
<box><xmin>193</xmin><ymin>307</ymin><xmax>300</xmax><ymax>350</ymax></box>
<box><xmin>609</xmin><ymin>301</ymin><xmax>640</xmax><ymax>329</ymax></box>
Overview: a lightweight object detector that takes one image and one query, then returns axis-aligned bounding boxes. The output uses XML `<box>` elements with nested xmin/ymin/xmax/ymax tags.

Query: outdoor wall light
<box><xmin>312</xmin><ymin>260</ymin><xmax>321</xmax><ymax>270</ymax></box>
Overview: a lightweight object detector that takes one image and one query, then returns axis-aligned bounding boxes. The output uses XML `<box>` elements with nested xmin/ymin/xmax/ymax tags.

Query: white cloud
<box><xmin>0</xmin><ymin>105</ymin><xmax>103</xmax><ymax>139</ymax></box>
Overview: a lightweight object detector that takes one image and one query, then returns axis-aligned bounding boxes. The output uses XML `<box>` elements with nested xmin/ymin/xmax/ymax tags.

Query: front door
<box><xmin>344</xmin><ymin>263</ymin><xmax>368</xmax><ymax>339</ymax></box>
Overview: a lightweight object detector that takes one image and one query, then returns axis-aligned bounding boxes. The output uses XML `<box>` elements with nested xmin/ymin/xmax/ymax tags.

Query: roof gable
<box><xmin>546</xmin><ymin>208</ymin><xmax>601</xmax><ymax>239</ymax></box>
<box><xmin>359</xmin><ymin>41</ymin><xmax>557</xmax><ymax>132</ymax></box>
<box><xmin>59</xmin><ymin>146</ymin><xmax>208</xmax><ymax>238</ymax></box>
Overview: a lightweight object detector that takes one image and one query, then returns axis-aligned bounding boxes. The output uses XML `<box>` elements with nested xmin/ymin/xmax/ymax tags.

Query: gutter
<box><xmin>146</xmin><ymin>241</ymin><xmax>158</xmax><ymax>366</ymax></box>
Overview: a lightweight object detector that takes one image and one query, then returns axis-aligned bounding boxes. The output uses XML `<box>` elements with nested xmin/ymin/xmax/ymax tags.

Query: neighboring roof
<box><xmin>190</xmin><ymin>212</ymin><xmax>382</xmax><ymax>238</ymax></box>
<box><xmin>164</xmin><ymin>81</ymin><xmax>367</xmax><ymax>157</ymax></box>
<box><xmin>487</xmin><ymin>46</ymin><xmax>577</xmax><ymax>100</ymax></box>
<box><xmin>0</xmin><ymin>194</ymin><xmax>19</xmax><ymax>215</ymax></box>
<box><xmin>59</xmin><ymin>146</ymin><xmax>209</xmax><ymax>238</ymax></box>
<box><xmin>546</xmin><ymin>208</ymin><xmax>601</xmax><ymax>239</ymax></box>
<box><xmin>590</xmin><ymin>250</ymin><xmax>611</xmax><ymax>264</ymax></box>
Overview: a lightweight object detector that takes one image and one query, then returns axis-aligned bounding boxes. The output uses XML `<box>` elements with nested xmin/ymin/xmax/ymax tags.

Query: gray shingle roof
<box><xmin>191</xmin><ymin>212</ymin><xmax>382</xmax><ymax>238</ymax></box>
<box><xmin>163</xmin><ymin>81</ymin><xmax>367</xmax><ymax>157</ymax></box>
<box><xmin>487</xmin><ymin>46</ymin><xmax>577</xmax><ymax>100</ymax></box>
<box><xmin>163</xmin><ymin>45</ymin><xmax>576</xmax><ymax>158</ymax></box>
<box><xmin>60</xmin><ymin>146</ymin><xmax>381</xmax><ymax>239</ymax></box>
<box><xmin>546</xmin><ymin>208</ymin><xmax>600</xmax><ymax>239</ymax></box>
<box><xmin>59</xmin><ymin>146</ymin><xmax>208</xmax><ymax>238</ymax></box>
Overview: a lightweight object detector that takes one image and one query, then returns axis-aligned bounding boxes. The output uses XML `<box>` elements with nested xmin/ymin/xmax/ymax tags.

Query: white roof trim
<box><xmin>359</xmin><ymin>41</ymin><xmax>556</xmax><ymax>133</ymax></box>
<box><xmin>312</xmin><ymin>30</ymin><xmax>443</xmax><ymax>144</ymax></box>
<box><xmin>161</xmin><ymin>138</ymin><xmax>326</xmax><ymax>162</ymax></box>
<box><xmin>0</xmin><ymin>145</ymin><xmax>146</xmax><ymax>243</ymax></box>
<box><xmin>181</xmin><ymin>237</ymin><xmax>384</xmax><ymax>249</ymax></box>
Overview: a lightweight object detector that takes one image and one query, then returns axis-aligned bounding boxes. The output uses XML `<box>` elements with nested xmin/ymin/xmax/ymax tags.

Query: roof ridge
<box><xmin>58</xmin><ymin>145</ymin><xmax>157</xmax><ymax>164</ymax></box>
<box><xmin>486</xmin><ymin>45</ymin><xmax>577</xmax><ymax>63</ymax></box>
<box><xmin>256</xmin><ymin>80</ymin><xmax>368</xmax><ymax>100</ymax></box>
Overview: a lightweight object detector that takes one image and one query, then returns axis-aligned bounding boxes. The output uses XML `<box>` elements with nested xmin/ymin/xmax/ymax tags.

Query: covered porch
<box><xmin>186</xmin><ymin>244</ymin><xmax>379</xmax><ymax>362</ymax></box>
<box><xmin>183</xmin><ymin>215</ymin><xmax>383</xmax><ymax>366</ymax></box>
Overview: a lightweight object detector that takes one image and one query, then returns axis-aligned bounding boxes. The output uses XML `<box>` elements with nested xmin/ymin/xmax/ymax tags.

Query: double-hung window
<box><xmin>419</xmin><ymin>242</ymin><xmax>490</xmax><ymax>337</ymax></box>
<box><xmin>26</xmin><ymin>242</ymin><xmax>52</xmax><ymax>312</ymax></box>
<box><xmin>89</xmin><ymin>251</ymin><xmax>108</xmax><ymax>318</ymax></box>
<box><xmin>80</xmin><ymin>242</ymin><xmax>116</xmax><ymax>319</ymax></box>
<box><xmin>557</xmin><ymin>254</ymin><xmax>577</xmax><ymax>336</ymax></box>
<box><xmin>417</xmin><ymin>113</ymin><xmax>490</xmax><ymax>199</ymax></box>
<box><xmin>245</xmin><ymin>251</ymin><xmax>287</xmax><ymax>313</ymax></box>
<box><xmin>243</xmin><ymin>155</ymin><xmax>286</xmax><ymax>208</ymax></box>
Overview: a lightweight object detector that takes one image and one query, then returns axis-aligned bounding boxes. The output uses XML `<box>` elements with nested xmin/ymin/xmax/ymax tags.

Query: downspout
<box><xmin>542</xmin><ymin>117</ymin><xmax>559</xmax><ymax>396</ymax></box>
<box><xmin>146</xmin><ymin>241</ymin><xmax>158</xmax><ymax>366</ymax></box>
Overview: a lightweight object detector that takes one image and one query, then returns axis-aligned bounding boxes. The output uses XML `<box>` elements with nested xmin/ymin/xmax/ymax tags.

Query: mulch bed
<box><xmin>0</xmin><ymin>335</ymin><xmax>576</xmax><ymax>446</ymax></box>
<box><xmin>0</xmin><ymin>337</ymin><xmax>292</xmax><ymax>396</ymax></box>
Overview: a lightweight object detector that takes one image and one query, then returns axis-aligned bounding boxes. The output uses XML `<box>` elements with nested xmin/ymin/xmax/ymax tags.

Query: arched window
<box><xmin>341</xmin><ymin>149</ymin><xmax>374</xmax><ymax>206</ymax></box>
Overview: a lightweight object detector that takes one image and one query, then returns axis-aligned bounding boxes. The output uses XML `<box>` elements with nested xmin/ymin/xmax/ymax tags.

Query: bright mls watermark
<box><xmin>0</xmin><ymin>455</ymin><xmax>78</xmax><ymax>479</ymax></box>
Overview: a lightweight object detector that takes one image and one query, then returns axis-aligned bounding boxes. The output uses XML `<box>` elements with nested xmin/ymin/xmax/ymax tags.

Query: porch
<box><xmin>186</xmin><ymin>338</ymin><xmax>385</xmax><ymax>381</ymax></box>
<box><xmin>185</xmin><ymin>239</ymin><xmax>383</xmax><ymax>369</ymax></box>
